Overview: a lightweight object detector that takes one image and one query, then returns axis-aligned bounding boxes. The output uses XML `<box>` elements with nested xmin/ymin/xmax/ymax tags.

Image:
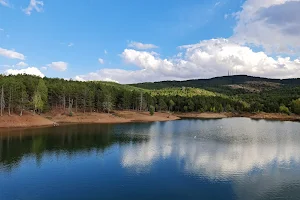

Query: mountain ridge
<box><xmin>130</xmin><ymin>75</ymin><xmax>300</xmax><ymax>90</ymax></box>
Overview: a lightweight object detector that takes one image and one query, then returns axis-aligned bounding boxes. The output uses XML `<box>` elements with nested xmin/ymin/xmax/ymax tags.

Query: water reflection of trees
<box><xmin>0</xmin><ymin>124</ymin><xmax>148</xmax><ymax>171</ymax></box>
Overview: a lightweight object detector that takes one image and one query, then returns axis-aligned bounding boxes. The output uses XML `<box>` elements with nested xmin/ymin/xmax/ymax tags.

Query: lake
<box><xmin>1</xmin><ymin>118</ymin><xmax>300</xmax><ymax>200</ymax></box>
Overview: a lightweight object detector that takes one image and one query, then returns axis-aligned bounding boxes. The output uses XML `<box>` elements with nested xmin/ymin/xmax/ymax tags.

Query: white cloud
<box><xmin>74</xmin><ymin>71</ymin><xmax>119</xmax><ymax>83</ymax></box>
<box><xmin>98</xmin><ymin>58</ymin><xmax>104</xmax><ymax>64</ymax></box>
<box><xmin>104</xmin><ymin>50</ymin><xmax>108</xmax><ymax>54</ymax></box>
<box><xmin>103</xmin><ymin>78</ymin><xmax>118</xmax><ymax>83</ymax></box>
<box><xmin>67</xmin><ymin>2</ymin><xmax>300</xmax><ymax>83</ymax></box>
<box><xmin>232</xmin><ymin>0</ymin><xmax>300</xmax><ymax>54</ymax></box>
<box><xmin>128</xmin><ymin>41</ymin><xmax>158</xmax><ymax>50</ymax></box>
<box><xmin>23</xmin><ymin>0</ymin><xmax>44</xmax><ymax>15</ymax></box>
<box><xmin>5</xmin><ymin>67</ymin><xmax>44</xmax><ymax>77</ymax></box>
<box><xmin>61</xmin><ymin>42</ymin><xmax>74</xmax><ymax>47</ymax></box>
<box><xmin>74</xmin><ymin>76</ymin><xmax>85</xmax><ymax>82</ymax></box>
<box><xmin>16</xmin><ymin>61</ymin><xmax>28</xmax><ymax>67</ymax></box>
<box><xmin>74</xmin><ymin>39</ymin><xmax>300</xmax><ymax>84</ymax></box>
<box><xmin>0</xmin><ymin>64</ymin><xmax>14</xmax><ymax>68</ymax></box>
<box><xmin>74</xmin><ymin>75</ymin><xmax>118</xmax><ymax>83</ymax></box>
<box><xmin>0</xmin><ymin>47</ymin><xmax>25</xmax><ymax>60</ymax></box>
<box><xmin>47</xmin><ymin>61</ymin><xmax>68</xmax><ymax>71</ymax></box>
<box><xmin>214</xmin><ymin>1</ymin><xmax>221</xmax><ymax>7</ymax></box>
<box><xmin>40</xmin><ymin>66</ymin><xmax>47</xmax><ymax>70</ymax></box>
<box><xmin>0</xmin><ymin>0</ymin><xmax>9</xmax><ymax>7</ymax></box>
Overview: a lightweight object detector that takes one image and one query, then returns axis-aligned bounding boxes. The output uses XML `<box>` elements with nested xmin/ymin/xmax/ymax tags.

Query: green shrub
<box><xmin>184</xmin><ymin>106</ymin><xmax>188</xmax><ymax>112</ymax></box>
<box><xmin>291</xmin><ymin>99</ymin><xmax>300</xmax><ymax>114</ymax></box>
<box><xmin>279</xmin><ymin>105</ymin><xmax>290</xmax><ymax>115</ymax></box>
<box><xmin>149</xmin><ymin>105</ymin><xmax>155</xmax><ymax>116</ymax></box>
<box><xmin>225</xmin><ymin>104</ymin><xmax>232</xmax><ymax>112</ymax></box>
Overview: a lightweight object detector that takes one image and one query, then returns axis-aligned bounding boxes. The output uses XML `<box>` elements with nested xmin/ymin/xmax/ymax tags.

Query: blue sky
<box><xmin>1</xmin><ymin>0</ymin><xmax>300</xmax><ymax>83</ymax></box>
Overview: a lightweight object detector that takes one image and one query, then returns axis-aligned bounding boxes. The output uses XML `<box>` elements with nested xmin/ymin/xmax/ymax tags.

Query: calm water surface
<box><xmin>1</xmin><ymin>118</ymin><xmax>300</xmax><ymax>200</ymax></box>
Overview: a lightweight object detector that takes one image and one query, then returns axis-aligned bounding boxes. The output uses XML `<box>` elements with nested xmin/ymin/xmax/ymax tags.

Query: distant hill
<box><xmin>130</xmin><ymin>75</ymin><xmax>300</xmax><ymax>90</ymax></box>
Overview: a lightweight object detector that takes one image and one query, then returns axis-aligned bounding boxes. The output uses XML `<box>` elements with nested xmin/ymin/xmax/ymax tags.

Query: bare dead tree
<box><xmin>0</xmin><ymin>86</ymin><xmax>5</xmax><ymax>116</ymax></box>
<box><xmin>63</xmin><ymin>94</ymin><xmax>66</xmax><ymax>112</ymax></box>
<box><xmin>8</xmin><ymin>87</ymin><xmax>12</xmax><ymax>116</ymax></box>
<box><xmin>140</xmin><ymin>92</ymin><xmax>143</xmax><ymax>112</ymax></box>
<box><xmin>68</xmin><ymin>96</ymin><xmax>74</xmax><ymax>114</ymax></box>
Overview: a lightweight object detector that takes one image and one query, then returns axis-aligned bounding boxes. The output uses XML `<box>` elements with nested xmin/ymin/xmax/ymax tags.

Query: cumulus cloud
<box><xmin>121</xmin><ymin>49</ymin><xmax>168</xmax><ymax>70</ymax></box>
<box><xmin>98</xmin><ymin>58</ymin><xmax>104</xmax><ymax>64</ymax></box>
<box><xmin>47</xmin><ymin>61</ymin><xmax>68</xmax><ymax>71</ymax></box>
<box><xmin>23</xmin><ymin>0</ymin><xmax>44</xmax><ymax>15</ymax></box>
<box><xmin>74</xmin><ymin>77</ymin><xmax>117</xmax><ymax>83</ymax></box>
<box><xmin>74</xmin><ymin>76</ymin><xmax>85</xmax><ymax>82</ymax></box>
<box><xmin>16</xmin><ymin>61</ymin><xmax>28</xmax><ymax>67</ymax></box>
<box><xmin>40</xmin><ymin>66</ymin><xmax>47</xmax><ymax>70</ymax></box>
<box><xmin>5</xmin><ymin>67</ymin><xmax>44</xmax><ymax>77</ymax></box>
<box><xmin>232</xmin><ymin>0</ymin><xmax>300</xmax><ymax>54</ymax></box>
<box><xmin>128</xmin><ymin>41</ymin><xmax>158</xmax><ymax>50</ymax></box>
<box><xmin>0</xmin><ymin>47</ymin><xmax>25</xmax><ymax>60</ymax></box>
<box><xmin>74</xmin><ymin>72</ymin><xmax>119</xmax><ymax>83</ymax></box>
<box><xmin>103</xmin><ymin>78</ymin><xmax>118</xmax><ymax>83</ymax></box>
<box><xmin>0</xmin><ymin>0</ymin><xmax>9</xmax><ymax>7</ymax></box>
<box><xmin>74</xmin><ymin>39</ymin><xmax>300</xmax><ymax>84</ymax></box>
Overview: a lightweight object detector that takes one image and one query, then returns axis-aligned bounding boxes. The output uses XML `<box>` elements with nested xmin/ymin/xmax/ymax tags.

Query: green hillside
<box><xmin>1</xmin><ymin>74</ymin><xmax>300</xmax><ymax>115</ymax></box>
<box><xmin>150</xmin><ymin>87</ymin><xmax>216</xmax><ymax>97</ymax></box>
<box><xmin>131</xmin><ymin>75</ymin><xmax>300</xmax><ymax>114</ymax></box>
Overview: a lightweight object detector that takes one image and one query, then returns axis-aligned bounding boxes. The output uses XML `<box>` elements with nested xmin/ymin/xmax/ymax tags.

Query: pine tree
<box><xmin>33</xmin><ymin>92</ymin><xmax>43</xmax><ymax>114</ymax></box>
<box><xmin>37</xmin><ymin>79</ymin><xmax>48</xmax><ymax>109</ymax></box>
<box><xmin>0</xmin><ymin>85</ymin><xmax>5</xmax><ymax>116</ymax></box>
<box><xmin>139</xmin><ymin>92</ymin><xmax>143</xmax><ymax>111</ymax></box>
<box><xmin>32</xmin><ymin>79</ymin><xmax>48</xmax><ymax>113</ymax></box>
<box><xmin>19</xmin><ymin>90</ymin><xmax>29</xmax><ymax>116</ymax></box>
<box><xmin>103</xmin><ymin>92</ymin><xmax>113</xmax><ymax>113</ymax></box>
<box><xmin>169</xmin><ymin>100</ymin><xmax>175</xmax><ymax>111</ymax></box>
<box><xmin>159</xmin><ymin>98</ymin><xmax>168</xmax><ymax>111</ymax></box>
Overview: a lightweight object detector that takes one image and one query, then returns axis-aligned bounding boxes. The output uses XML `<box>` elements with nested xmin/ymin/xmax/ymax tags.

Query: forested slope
<box><xmin>131</xmin><ymin>75</ymin><xmax>300</xmax><ymax>89</ymax></box>
<box><xmin>0</xmin><ymin>75</ymin><xmax>246</xmax><ymax>115</ymax></box>
<box><xmin>132</xmin><ymin>75</ymin><xmax>300</xmax><ymax>114</ymax></box>
<box><xmin>0</xmin><ymin>74</ymin><xmax>300</xmax><ymax>115</ymax></box>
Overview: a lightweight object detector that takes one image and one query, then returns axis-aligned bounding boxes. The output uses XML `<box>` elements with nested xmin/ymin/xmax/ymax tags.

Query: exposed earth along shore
<box><xmin>0</xmin><ymin>111</ymin><xmax>299</xmax><ymax>129</ymax></box>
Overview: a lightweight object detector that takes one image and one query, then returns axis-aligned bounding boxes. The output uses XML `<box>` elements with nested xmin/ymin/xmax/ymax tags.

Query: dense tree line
<box><xmin>1</xmin><ymin>74</ymin><xmax>300</xmax><ymax>115</ymax></box>
<box><xmin>234</xmin><ymin>86</ymin><xmax>300</xmax><ymax>114</ymax></box>
<box><xmin>131</xmin><ymin>75</ymin><xmax>300</xmax><ymax>90</ymax></box>
<box><xmin>133</xmin><ymin>75</ymin><xmax>300</xmax><ymax>115</ymax></box>
<box><xmin>0</xmin><ymin>75</ymin><xmax>251</xmax><ymax>115</ymax></box>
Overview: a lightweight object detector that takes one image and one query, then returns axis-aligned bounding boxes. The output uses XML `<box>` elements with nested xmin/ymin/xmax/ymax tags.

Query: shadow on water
<box><xmin>0</xmin><ymin>124</ymin><xmax>149</xmax><ymax>172</ymax></box>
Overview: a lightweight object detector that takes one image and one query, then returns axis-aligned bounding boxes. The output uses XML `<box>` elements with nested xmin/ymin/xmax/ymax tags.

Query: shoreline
<box><xmin>0</xmin><ymin>111</ymin><xmax>299</xmax><ymax>130</ymax></box>
<box><xmin>177</xmin><ymin>112</ymin><xmax>300</xmax><ymax>122</ymax></box>
<box><xmin>0</xmin><ymin>110</ymin><xmax>180</xmax><ymax>129</ymax></box>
